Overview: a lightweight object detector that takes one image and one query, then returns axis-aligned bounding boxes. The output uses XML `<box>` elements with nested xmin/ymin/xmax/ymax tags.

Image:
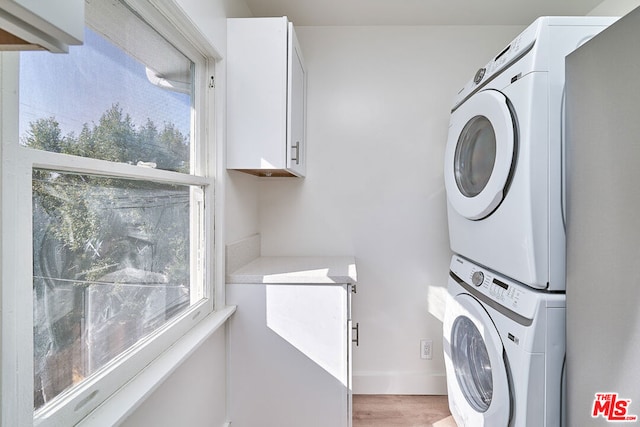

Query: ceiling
<box><xmin>242</xmin><ymin>0</ymin><xmax>605</xmax><ymax>26</ymax></box>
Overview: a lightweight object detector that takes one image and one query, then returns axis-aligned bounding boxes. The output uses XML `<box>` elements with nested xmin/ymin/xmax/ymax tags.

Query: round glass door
<box><xmin>451</xmin><ymin>316</ymin><xmax>493</xmax><ymax>412</ymax></box>
<box><xmin>443</xmin><ymin>292</ymin><xmax>510</xmax><ymax>426</ymax></box>
<box><xmin>444</xmin><ymin>90</ymin><xmax>516</xmax><ymax>220</ymax></box>
<box><xmin>455</xmin><ymin>116</ymin><xmax>497</xmax><ymax>198</ymax></box>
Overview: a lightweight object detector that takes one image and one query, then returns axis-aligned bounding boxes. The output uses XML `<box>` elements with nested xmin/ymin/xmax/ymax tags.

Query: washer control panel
<box><xmin>471</xmin><ymin>271</ymin><xmax>484</xmax><ymax>286</ymax></box>
<box><xmin>449</xmin><ymin>255</ymin><xmax>538</xmax><ymax>320</ymax></box>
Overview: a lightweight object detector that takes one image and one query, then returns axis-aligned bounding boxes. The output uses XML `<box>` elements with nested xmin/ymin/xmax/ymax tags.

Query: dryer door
<box><xmin>443</xmin><ymin>292</ymin><xmax>510</xmax><ymax>426</ymax></box>
<box><xmin>444</xmin><ymin>89</ymin><xmax>516</xmax><ymax>220</ymax></box>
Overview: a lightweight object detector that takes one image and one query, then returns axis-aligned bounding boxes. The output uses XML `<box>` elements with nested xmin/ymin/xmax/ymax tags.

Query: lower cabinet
<box><xmin>227</xmin><ymin>283</ymin><xmax>353</xmax><ymax>427</ymax></box>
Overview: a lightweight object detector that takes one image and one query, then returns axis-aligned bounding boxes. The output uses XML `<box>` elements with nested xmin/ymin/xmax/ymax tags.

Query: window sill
<box><xmin>76</xmin><ymin>305</ymin><xmax>237</xmax><ymax>427</ymax></box>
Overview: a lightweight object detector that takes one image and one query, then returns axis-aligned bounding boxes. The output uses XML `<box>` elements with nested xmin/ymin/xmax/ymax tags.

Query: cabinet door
<box><xmin>227</xmin><ymin>18</ymin><xmax>306</xmax><ymax>177</ymax></box>
<box><xmin>287</xmin><ymin>23</ymin><xmax>306</xmax><ymax>176</ymax></box>
<box><xmin>227</xmin><ymin>283</ymin><xmax>350</xmax><ymax>427</ymax></box>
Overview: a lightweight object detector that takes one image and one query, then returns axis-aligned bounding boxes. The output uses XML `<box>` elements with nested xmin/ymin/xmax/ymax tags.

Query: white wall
<box><xmin>564</xmin><ymin>7</ymin><xmax>640</xmax><ymax>425</ymax></box>
<box><xmin>120</xmin><ymin>328</ymin><xmax>228</xmax><ymax>427</ymax></box>
<box><xmin>226</xmin><ymin>171</ymin><xmax>260</xmax><ymax>243</ymax></box>
<box><xmin>589</xmin><ymin>0</ymin><xmax>640</xmax><ymax>15</ymax></box>
<box><xmin>257</xmin><ymin>25</ymin><xmax>523</xmax><ymax>394</ymax></box>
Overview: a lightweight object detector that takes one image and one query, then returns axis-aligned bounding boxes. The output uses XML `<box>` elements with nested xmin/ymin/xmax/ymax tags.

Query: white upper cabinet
<box><xmin>227</xmin><ymin>17</ymin><xmax>307</xmax><ymax>177</ymax></box>
<box><xmin>0</xmin><ymin>0</ymin><xmax>84</xmax><ymax>52</ymax></box>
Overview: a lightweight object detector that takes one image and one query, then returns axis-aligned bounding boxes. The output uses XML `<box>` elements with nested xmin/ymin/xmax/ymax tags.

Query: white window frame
<box><xmin>0</xmin><ymin>1</ymin><xmax>231</xmax><ymax>426</ymax></box>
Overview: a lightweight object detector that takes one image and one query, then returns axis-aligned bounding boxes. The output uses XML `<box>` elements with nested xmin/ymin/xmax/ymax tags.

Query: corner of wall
<box><xmin>225</xmin><ymin>233</ymin><xmax>260</xmax><ymax>273</ymax></box>
<box><xmin>588</xmin><ymin>0</ymin><xmax>640</xmax><ymax>16</ymax></box>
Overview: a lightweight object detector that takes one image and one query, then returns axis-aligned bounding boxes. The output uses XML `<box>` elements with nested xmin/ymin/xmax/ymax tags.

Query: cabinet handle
<box><xmin>352</xmin><ymin>323</ymin><xmax>359</xmax><ymax>347</ymax></box>
<box><xmin>291</xmin><ymin>141</ymin><xmax>300</xmax><ymax>165</ymax></box>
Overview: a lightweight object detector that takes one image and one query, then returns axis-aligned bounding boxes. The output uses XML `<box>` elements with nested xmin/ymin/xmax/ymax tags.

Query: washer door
<box><xmin>444</xmin><ymin>90</ymin><xmax>516</xmax><ymax>220</ymax></box>
<box><xmin>443</xmin><ymin>292</ymin><xmax>510</xmax><ymax>426</ymax></box>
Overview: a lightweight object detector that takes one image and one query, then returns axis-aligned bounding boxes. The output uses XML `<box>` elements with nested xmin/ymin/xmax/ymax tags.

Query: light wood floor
<box><xmin>353</xmin><ymin>395</ymin><xmax>457</xmax><ymax>427</ymax></box>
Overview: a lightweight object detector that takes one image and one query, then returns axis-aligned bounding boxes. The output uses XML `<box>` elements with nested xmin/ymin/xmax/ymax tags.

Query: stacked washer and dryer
<box><xmin>441</xmin><ymin>17</ymin><xmax>616</xmax><ymax>427</ymax></box>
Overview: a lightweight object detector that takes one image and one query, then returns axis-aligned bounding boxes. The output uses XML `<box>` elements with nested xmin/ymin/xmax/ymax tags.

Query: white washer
<box><xmin>444</xmin><ymin>17</ymin><xmax>616</xmax><ymax>291</ymax></box>
<box><xmin>443</xmin><ymin>255</ymin><xmax>566</xmax><ymax>426</ymax></box>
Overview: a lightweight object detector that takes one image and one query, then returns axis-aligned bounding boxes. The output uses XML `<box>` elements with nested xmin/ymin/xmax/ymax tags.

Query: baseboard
<box><xmin>353</xmin><ymin>371</ymin><xmax>448</xmax><ymax>395</ymax></box>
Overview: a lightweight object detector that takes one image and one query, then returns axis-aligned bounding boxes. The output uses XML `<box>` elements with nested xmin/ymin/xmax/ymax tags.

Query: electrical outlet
<box><xmin>420</xmin><ymin>339</ymin><xmax>433</xmax><ymax>360</ymax></box>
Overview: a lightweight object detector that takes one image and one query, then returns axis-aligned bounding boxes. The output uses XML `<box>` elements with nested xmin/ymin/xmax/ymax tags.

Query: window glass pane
<box><xmin>33</xmin><ymin>170</ymin><xmax>203</xmax><ymax>410</ymax></box>
<box><xmin>19</xmin><ymin>1</ymin><xmax>193</xmax><ymax>172</ymax></box>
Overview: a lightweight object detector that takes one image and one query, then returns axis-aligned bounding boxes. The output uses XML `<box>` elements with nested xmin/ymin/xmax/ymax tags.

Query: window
<box><xmin>1</xmin><ymin>1</ymin><xmax>217</xmax><ymax>425</ymax></box>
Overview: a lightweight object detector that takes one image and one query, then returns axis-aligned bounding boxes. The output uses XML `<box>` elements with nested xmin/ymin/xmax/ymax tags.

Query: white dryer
<box><xmin>444</xmin><ymin>17</ymin><xmax>616</xmax><ymax>291</ymax></box>
<box><xmin>443</xmin><ymin>255</ymin><xmax>566</xmax><ymax>426</ymax></box>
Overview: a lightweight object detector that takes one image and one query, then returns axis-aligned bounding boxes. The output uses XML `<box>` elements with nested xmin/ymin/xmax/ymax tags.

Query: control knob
<box><xmin>473</xmin><ymin>67</ymin><xmax>486</xmax><ymax>84</ymax></box>
<box><xmin>471</xmin><ymin>271</ymin><xmax>484</xmax><ymax>287</ymax></box>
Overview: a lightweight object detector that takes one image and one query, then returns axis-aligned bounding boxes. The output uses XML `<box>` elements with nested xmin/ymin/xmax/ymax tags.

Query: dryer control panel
<box><xmin>451</xmin><ymin>21</ymin><xmax>539</xmax><ymax>110</ymax></box>
<box><xmin>450</xmin><ymin>16</ymin><xmax>618</xmax><ymax>112</ymax></box>
<box><xmin>450</xmin><ymin>255</ymin><xmax>540</xmax><ymax>321</ymax></box>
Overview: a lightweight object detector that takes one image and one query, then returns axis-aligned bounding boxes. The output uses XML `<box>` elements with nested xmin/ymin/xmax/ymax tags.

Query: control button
<box><xmin>471</xmin><ymin>271</ymin><xmax>484</xmax><ymax>287</ymax></box>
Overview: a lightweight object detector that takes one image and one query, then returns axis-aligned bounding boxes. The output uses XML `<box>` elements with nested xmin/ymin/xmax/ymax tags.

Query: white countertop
<box><xmin>226</xmin><ymin>256</ymin><xmax>357</xmax><ymax>285</ymax></box>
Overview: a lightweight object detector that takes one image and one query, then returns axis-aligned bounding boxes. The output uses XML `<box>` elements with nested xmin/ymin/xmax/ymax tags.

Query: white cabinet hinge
<box><xmin>209</xmin><ymin>76</ymin><xmax>215</xmax><ymax>89</ymax></box>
